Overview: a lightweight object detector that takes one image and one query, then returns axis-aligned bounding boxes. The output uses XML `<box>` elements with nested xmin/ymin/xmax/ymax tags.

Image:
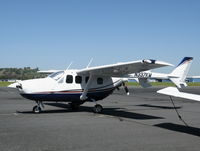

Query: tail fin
<box><xmin>170</xmin><ymin>57</ymin><xmax>193</xmax><ymax>88</ymax></box>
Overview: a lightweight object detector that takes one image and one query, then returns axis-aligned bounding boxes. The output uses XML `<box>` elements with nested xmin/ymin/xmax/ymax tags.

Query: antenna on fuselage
<box><xmin>86</xmin><ymin>58</ymin><xmax>93</xmax><ymax>68</ymax></box>
<box><xmin>66</xmin><ymin>62</ymin><xmax>73</xmax><ymax>70</ymax></box>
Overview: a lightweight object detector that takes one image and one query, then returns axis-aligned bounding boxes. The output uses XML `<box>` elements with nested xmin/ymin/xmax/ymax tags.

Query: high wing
<box><xmin>77</xmin><ymin>59</ymin><xmax>173</xmax><ymax>76</ymax></box>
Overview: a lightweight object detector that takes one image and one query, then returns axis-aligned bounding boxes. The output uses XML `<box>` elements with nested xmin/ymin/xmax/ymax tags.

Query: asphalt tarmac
<box><xmin>0</xmin><ymin>87</ymin><xmax>200</xmax><ymax>151</ymax></box>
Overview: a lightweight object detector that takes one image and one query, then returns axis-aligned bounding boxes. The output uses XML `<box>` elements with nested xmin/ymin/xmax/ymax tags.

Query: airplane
<box><xmin>157</xmin><ymin>87</ymin><xmax>200</xmax><ymax>102</ymax></box>
<box><xmin>8</xmin><ymin>59</ymin><xmax>172</xmax><ymax>113</ymax></box>
<box><xmin>128</xmin><ymin>57</ymin><xmax>193</xmax><ymax>88</ymax></box>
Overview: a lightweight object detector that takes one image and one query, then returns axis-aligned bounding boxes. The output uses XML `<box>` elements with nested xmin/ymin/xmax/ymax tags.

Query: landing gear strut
<box><xmin>32</xmin><ymin>101</ymin><xmax>44</xmax><ymax>113</ymax></box>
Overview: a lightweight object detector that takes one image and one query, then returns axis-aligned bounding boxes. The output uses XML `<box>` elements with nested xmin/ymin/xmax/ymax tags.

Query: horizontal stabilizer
<box><xmin>157</xmin><ymin>87</ymin><xmax>200</xmax><ymax>102</ymax></box>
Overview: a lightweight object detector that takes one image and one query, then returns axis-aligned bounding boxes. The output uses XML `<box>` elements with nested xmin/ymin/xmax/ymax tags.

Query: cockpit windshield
<box><xmin>48</xmin><ymin>71</ymin><xmax>64</xmax><ymax>81</ymax></box>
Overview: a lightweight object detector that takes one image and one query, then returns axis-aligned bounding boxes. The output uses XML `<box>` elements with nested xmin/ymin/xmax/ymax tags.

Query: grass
<box><xmin>187</xmin><ymin>82</ymin><xmax>200</xmax><ymax>86</ymax></box>
<box><xmin>0</xmin><ymin>82</ymin><xmax>14</xmax><ymax>87</ymax></box>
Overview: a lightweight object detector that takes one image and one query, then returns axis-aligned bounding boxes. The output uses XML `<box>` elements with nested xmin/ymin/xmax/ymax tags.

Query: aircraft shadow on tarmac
<box><xmin>16</xmin><ymin>103</ymin><xmax>200</xmax><ymax>137</ymax></box>
<box><xmin>155</xmin><ymin>123</ymin><xmax>200</xmax><ymax>137</ymax></box>
<box><xmin>136</xmin><ymin>104</ymin><xmax>182</xmax><ymax>110</ymax></box>
<box><xmin>17</xmin><ymin>102</ymin><xmax>164</xmax><ymax>120</ymax></box>
<box><xmin>101</xmin><ymin>108</ymin><xmax>163</xmax><ymax>120</ymax></box>
<box><xmin>48</xmin><ymin>103</ymin><xmax>165</xmax><ymax>120</ymax></box>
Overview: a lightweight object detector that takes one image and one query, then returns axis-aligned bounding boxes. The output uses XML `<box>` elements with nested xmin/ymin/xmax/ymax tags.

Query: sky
<box><xmin>1</xmin><ymin>0</ymin><xmax>200</xmax><ymax>75</ymax></box>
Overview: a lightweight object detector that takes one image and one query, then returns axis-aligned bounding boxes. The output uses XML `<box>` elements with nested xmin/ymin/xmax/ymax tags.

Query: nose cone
<box><xmin>8</xmin><ymin>82</ymin><xmax>22</xmax><ymax>89</ymax></box>
<box><xmin>8</xmin><ymin>81</ymin><xmax>26</xmax><ymax>94</ymax></box>
<box><xmin>8</xmin><ymin>82</ymin><xmax>18</xmax><ymax>88</ymax></box>
<box><xmin>13</xmin><ymin>78</ymin><xmax>56</xmax><ymax>94</ymax></box>
<box><xmin>8</xmin><ymin>81</ymin><xmax>31</xmax><ymax>94</ymax></box>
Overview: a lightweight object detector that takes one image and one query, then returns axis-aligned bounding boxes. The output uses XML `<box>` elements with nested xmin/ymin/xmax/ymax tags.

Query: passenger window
<box><xmin>75</xmin><ymin>76</ymin><xmax>82</xmax><ymax>84</ymax></box>
<box><xmin>85</xmin><ymin>76</ymin><xmax>89</xmax><ymax>83</ymax></box>
<box><xmin>66</xmin><ymin>75</ymin><xmax>73</xmax><ymax>83</ymax></box>
<box><xmin>97</xmin><ymin>77</ymin><xmax>103</xmax><ymax>85</ymax></box>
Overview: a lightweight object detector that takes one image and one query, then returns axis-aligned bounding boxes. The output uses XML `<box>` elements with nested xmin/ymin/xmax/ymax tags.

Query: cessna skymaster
<box><xmin>9</xmin><ymin>59</ymin><xmax>173</xmax><ymax>113</ymax></box>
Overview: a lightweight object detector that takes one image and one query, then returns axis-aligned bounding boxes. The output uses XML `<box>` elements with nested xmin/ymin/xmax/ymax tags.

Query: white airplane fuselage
<box><xmin>17</xmin><ymin>70</ymin><xmax>125</xmax><ymax>103</ymax></box>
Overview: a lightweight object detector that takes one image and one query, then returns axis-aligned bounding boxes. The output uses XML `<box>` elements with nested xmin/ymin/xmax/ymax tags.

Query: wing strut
<box><xmin>80</xmin><ymin>74</ymin><xmax>95</xmax><ymax>101</ymax></box>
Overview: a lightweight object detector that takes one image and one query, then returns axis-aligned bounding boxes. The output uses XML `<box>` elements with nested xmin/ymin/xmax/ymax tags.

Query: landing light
<box><xmin>142</xmin><ymin>59</ymin><xmax>156</xmax><ymax>64</ymax></box>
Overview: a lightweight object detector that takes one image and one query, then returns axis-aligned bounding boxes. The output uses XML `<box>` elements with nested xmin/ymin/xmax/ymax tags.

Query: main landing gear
<box><xmin>33</xmin><ymin>101</ymin><xmax>44</xmax><ymax>113</ymax></box>
<box><xmin>92</xmin><ymin>99</ymin><xmax>103</xmax><ymax>113</ymax></box>
<box><xmin>93</xmin><ymin>104</ymin><xmax>103</xmax><ymax>113</ymax></box>
<box><xmin>68</xmin><ymin>101</ymin><xmax>103</xmax><ymax>113</ymax></box>
<box><xmin>32</xmin><ymin>100</ymin><xmax>103</xmax><ymax>114</ymax></box>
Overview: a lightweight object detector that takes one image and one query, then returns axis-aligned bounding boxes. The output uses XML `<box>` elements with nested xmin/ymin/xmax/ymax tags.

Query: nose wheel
<box><xmin>32</xmin><ymin>101</ymin><xmax>44</xmax><ymax>113</ymax></box>
<box><xmin>33</xmin><ymin>106</ymin><xmax>42</xmax><ymax>113</ymax></box>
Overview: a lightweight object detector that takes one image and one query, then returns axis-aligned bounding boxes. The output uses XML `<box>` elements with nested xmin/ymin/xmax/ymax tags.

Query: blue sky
<box><xmin>1</xmin><ymin>0</ymin><xmax>200</xmax><ymax>75</ymax></box>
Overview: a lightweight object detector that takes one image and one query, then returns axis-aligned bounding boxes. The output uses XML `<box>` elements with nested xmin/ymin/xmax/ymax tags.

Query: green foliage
<box><xmin>150</xmin><ymin>82</ymin><xmax>176</xmax><ymax>86</ymax></box>
<box><xmin>0</xmin><ymin>67</ymin><xmax>43</xmax><ymax>80</ymax></box>
<box><xmin>127</xmin><ymin>82</ymin><xmax>140</xmax><ymax>86</ymax></box>
<box><xmin>187</xmin><ymin>82</ymin><xmax>200</xmax><ymax>86</ymax></box>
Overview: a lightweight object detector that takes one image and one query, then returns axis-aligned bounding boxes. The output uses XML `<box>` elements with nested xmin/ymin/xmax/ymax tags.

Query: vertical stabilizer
<box><xmin>170</xmin><ymin>57</ymin><xmax>193</xmax><ymax>88</ymax></box>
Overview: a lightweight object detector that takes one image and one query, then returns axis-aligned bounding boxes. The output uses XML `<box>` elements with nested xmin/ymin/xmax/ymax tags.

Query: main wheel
<box><xmin>33</xmin><ymin>106</ymin><xmax>41</xmax><ymax>114</ymax></box>
<box><xmin>93</xmin><ymin>104</ymin><xmax>103</xmax><ymax>113</ymax></box>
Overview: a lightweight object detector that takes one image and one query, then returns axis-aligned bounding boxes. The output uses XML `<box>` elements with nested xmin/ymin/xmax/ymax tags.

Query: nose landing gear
<box><xmin>33</xmin><ymin>101</ymin><xmax>44</xmax><ymax>113</ymax></box>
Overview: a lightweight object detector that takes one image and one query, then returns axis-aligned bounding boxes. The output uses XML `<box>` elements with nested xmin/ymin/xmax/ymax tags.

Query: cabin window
<box><xmin>97</xmin><ymin>77</ymin><xmax>103</xmax><ymax>85</ymax></box>
<box><xmin>66</xmin><ymin>75</ymin><xmax>73</xmax><ymax>83</ymax></box>
<box><xmin>85</xmin><ymin>76</ymin><xmax>89</xmax><ymax>83</ymax></box>
<box><xmin>75</xmin><ymin>76</ymin><xmax>82</xmax><ymax>84</ymax></box>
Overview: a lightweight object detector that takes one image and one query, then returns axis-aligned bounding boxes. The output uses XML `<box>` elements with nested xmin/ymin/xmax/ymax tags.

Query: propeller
<box><xmin>8</xmin><ymin>81</ymin><xmax>22</xmax><ymax>89</ymax></box>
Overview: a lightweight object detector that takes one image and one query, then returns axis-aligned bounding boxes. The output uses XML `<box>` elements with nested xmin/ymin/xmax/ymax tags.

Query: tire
<box><xmin>33</xmin><ymin>106</ymin><xmax>41</xmax><ymax>114</ymax></box>
<box><xmin>93</xmin><ymin>104</ymin><xmax>103</xmax><ymax>113</ymax></box>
